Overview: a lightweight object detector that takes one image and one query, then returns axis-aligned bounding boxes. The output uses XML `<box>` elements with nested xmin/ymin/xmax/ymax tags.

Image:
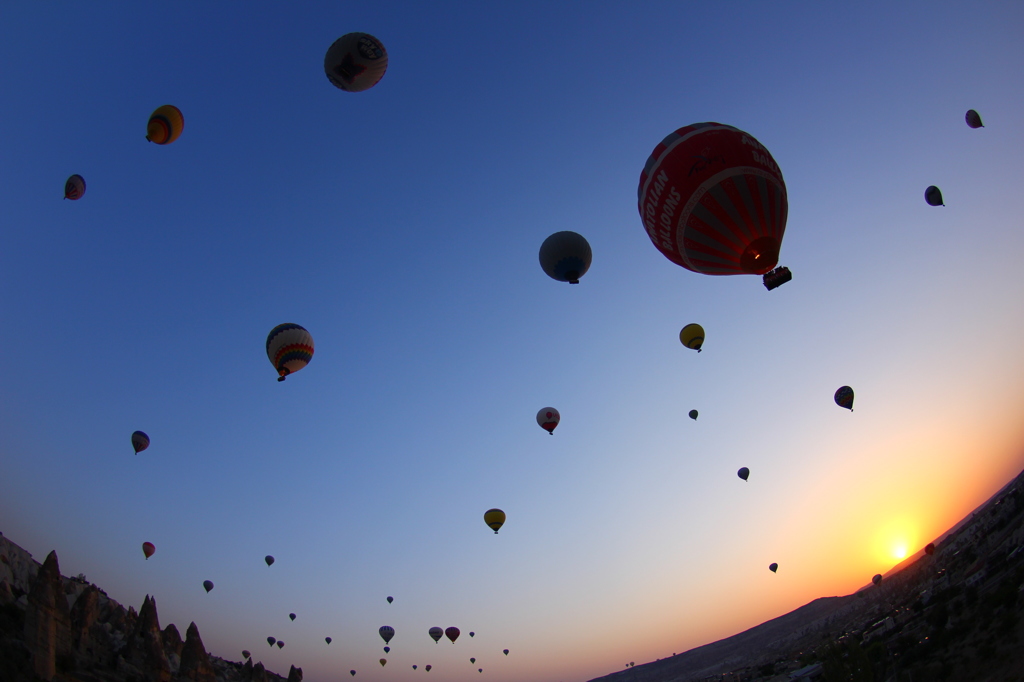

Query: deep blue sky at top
<box><xmin>1</xmin><ymin>2</ymin><xmax>1023</xmax><ymax>681</ymax></box>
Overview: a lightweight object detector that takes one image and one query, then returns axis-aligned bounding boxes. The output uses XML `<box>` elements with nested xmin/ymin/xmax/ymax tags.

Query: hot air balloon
<box><xmin>484</xmin><ymin>509</ymin><xmax>505</xmax><ymax>534</ymax></box>
<box><xmin>688</xmin><ymin>409</ymin><xmax>698</xmax><ymax>420</ymax></box>
<box><xmin>384</xmin><ymin>646</ymin><xmax>390</xmax><ymax>654</ymax></box>
<box><xmin>925</xmin><ymin>543</ymin><xmax>936</xmax><ymax>556</ymax></box>
<box><xmin>679</xmin><ymin>324</ymin><xmax>705</xmax><ymax>352</ymax></box>
<box><xmin>966</xmin><ymin>109</ymin><xmax>984</xmax><ymax>129</ymax></box>
<box><xmin>834</xmin><ymin>386</ymin><xmax>854</xmax><ymax>411</ymax></box>
<box><xmin>639</xmin><ymin>123</ymin><xmax>789</xmax><ymax>289</ymax></box>
<box><xmin>470</xmin><ymin>658</ymin><xmax>476</xmax><ymax>664</ymax></box>
<box><xmin>445</xmin><ymin>627</ymin><xmax>460</xmax><ymax>643</ymax></box>
<box><xmin>469</xmin><ymin>632</ymin><xmax>475</xmax><ymax>638</ymax></box>
<box><xmin>539</xmin><ymin>231</ymin><xmax>592</xmax><ymax>283</ymax></box>
<box><xmin>387</xmin><ymin>596</ymin><xmax>393</xmax><ymax>604</ymax></box>
<box><xmin>478</xmin><ymin>669</ymin><xmax>482</xmax><ymax>673</ymax></box>
<box><xmin>289</xmin><ymin>613</ymin><xmax>296</xmax><ymax>621</ymax></box>
<box><xmin>64</xmin><ymin>174</ymin><xmax>86</xmax><ymax>200</ymax></box>
<box><xmin>242</xmin><ymin>650</ymin><xmax>251</xmax><ymax>659</ymax></box>
<box><xmin>267</xmin><ymin>637</ymin><xmax>276</xmax><ymax>647</ymax></box>
<box><xmin>425</xmin><ymin>665</ymin><xmax>432</xmax><ymax>671</ymax></box>
<box><xmin>265</xmin><ymin>555</ymin><xmax>275</xmax><ymax>566</ymax></box>
<box><xmin>429</xmin><ymin>627</ymin><xmax>443</xmax><ymax>643</ymax></box>
<box><xmin>503</xmin><ymin>649</ymin><xmax>509</xmax><ymax>656</ymax></box>
<box><xmin>131</xmin><ymin>431</ymin><xmax>150</xmax><ymax>455</ymax></box>
<box><xmin>379</xmin><ymin>659</ymin><xmax>387</xmax><ymax>667</ymax></box>
<box><xmin>737</xmin><ymin>467</ymin><xmax>750</xmax><ymax>481</ymax></box>
<box><xmin>142</xmin><ymin>542</ymin><xmax>155</xmax><ymax>559</ymax></box>
<box><xmin>769</xmin><ymin>563</ymin><xmax>778</xmax><ymax>573</ymax></box>
<box><xmin>203</xmin><ymin>580</ymin><xmax>214</xmax><ymax>593</ymax></box>
<box><xmin>267</xmin><ymin>324</ymin><xmax>314</xmax><ymax>381</ymax></box>
<box><xmin>146</xmin><ymin>105</ymin><xmax>184</xmax><ymax>145</ymax></box>
<box><xmin>379</xmin><ymin>626</ymin><xmax>395</xmax><ymax>644</ymax></box>
<box><xmin>925</xmin><ymin>186</ymin><xmax>944</xmax><ymax>206</ymax></box>
<box><xmin>325</xmin><ymin>637</ymin><xmax>332</xmax><ymax>644</ymax></box>
<box><xmin>537</xmin><ymin>407</ymin><xmax>560</xmax><ymax>434</ymax></box>
<box><xmin>350</xmin><ymin>672</ymin><xmax>356</xmax><ymax>677</ymax></box>
<box><xmin>324</xmin><ymin>33</ymin><xmax>388</xmax><ymax>92</ymax></box>
<box><xmin>277</xmin><ymin>641</ymin><xmax>284</xmax><ymax>649</ymax></box>
<box><xmin>413</xmin><ymin>665</ymin><xmax>417</xmax><ymax>670</ymax></box>
<box><xmin>872</xmin><ymin>574</ymin><xmax>883</xmax><ymax>586</ymax></box>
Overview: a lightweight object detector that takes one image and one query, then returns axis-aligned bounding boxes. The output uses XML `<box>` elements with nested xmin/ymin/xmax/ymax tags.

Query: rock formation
<box><xmin>286</xmin><ymin>664</ymin><xmax>303</xmax><ymax>682</ymax></box>
<box><xmin>23</xmin><ymin>550</ymin><xmax>72</xmax><ymax>680</ymax></box>
<box><xmin>179</xmin><ymin>621</ymin><xmax>215</xmax><ymax>682</ymax></box>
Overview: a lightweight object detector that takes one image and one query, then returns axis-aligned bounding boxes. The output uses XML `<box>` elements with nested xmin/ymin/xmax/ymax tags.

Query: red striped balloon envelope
<box><xmin>639</xmin><ymin>123</ymin><xmax>787</xmax><ymax>276</ymax></box>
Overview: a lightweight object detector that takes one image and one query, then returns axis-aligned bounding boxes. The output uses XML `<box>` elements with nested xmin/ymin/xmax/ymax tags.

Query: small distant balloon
<box><xmin>924</xmin><ymin>186</ymin><xmax>944</xmax><ymax>207</ymax></box>
<box><xmin>146</xmin><ymin>105</ymin><xmax>184</xmax><ymax>145</ymax></box>
<box><xmin>387</xmin><ymin>595</ymin><xmax>394</xmax><ymax>604</ymax></box>
<box><xmin>470</xmin><ymin>658</ymin><xmax>476</xmax><ymax>664</ymax></box>
<box><xmin>469</xmin><ymin>632</ymin><xmax>475</xmax><ymax>637</ymax></box>
<box><xmin>384</xmin><ymin>646</ymin><xmax>390</xmax><ymax>654</ymax></box>
<box><xmin>478</xmin><ymin>669</ymin><xmax>482</xmax><ymax>673</ymax></box>
<box><xmin>277</xmin><ymin>641</ymin><xmax>284</xmax><ymax>649</ymax></box>
<box><xmin>429</xmin><ymin>627</ymin><xmax>443</xmax><ymax>643</ymax></box>
<box><xmin>64</xmin><ymin>174</ymin><xmax>86</xmax><ymax>200</ymax></box>
<box><xmin>679</xmin><ymin>324</ymin><xmax>705</xmax><ymax>352</ymax></box>
<box><xmin>688</xmin><ymin>409</ymin><xmax>698</xmax><ymax>420</ymax></box>
<box><xmin>379</xmin><ymin>626</ymin><xmax>395</xmax><ymax>644</ymax></box>
<box><xmin>267</xmin><ymin>323</ymin><xmax>314</xmax><ymax>381</ymax></box>
<box><xmin>242</xmin><ymin>650</ymin><xmax>251</xmax><ymax>660</ymax></box>
<box><xmin>769</xmin><ymin>563</ymin><xmax>778</xmax><ymax>573</ymax></box>
<box><xmin>872</xmin><ymin>574</ymin><xmax>883</xmax><ymax>586</ymax></box>
<box><xmin>267</xmin><ymin>637</ymin><xmax>276</xmax><ymax>647</ymax></box>
<box><xmin>834</xmin><ymin>386</ymin><xmax>854</xmax><ymax>411</ymax></box>
<box><xmin>484</xmin><ymin>509</ymin><xmax>505</xmax><ymax>534</ymax></box>
<box><xmin>425</xmin><ymin>665</ymin><xmax>432</xmax><ymax>671</ymax></box>
<box><xmin>202</xmin><ymin>580</ymin><xmax>214</xmax><ymax>593</ymax></box>
<box><xmin>131</xmin><ymin>431</ymin><xmax>150</xmax><ymax>455</ymax></box>
<box><xmin>350</xmin><ymin>672</ymin><xmax>356</xmax><ymax>677</ymax></box>
<box><xmin>325</xmin><ymin>637</ymin><xmax>332</xmax><ymax>644</ymax></box>
<box><xmin>265</xmin><ymin>555</ymin><xmax>275</xmax><ymax>566</ymax></box>
<box><xmin>289</xmin><ymin>613</ymin><xmax>296</xmax><ymax>621</ymax></box>
<box><xmin>925</xmin><ymin>543</ymin><xmax>936</xmax><ymax>556</ymax></box>
<box><xmin>965</xmin><ymin>109</ymin><xmax>984</xmax><ymax>129</ymax></box>
<box><xmin>537</xmin><ymin>407</ymin><xmax>560</xmax><ymax>434</ymax></box>
<box><xmin>413</xmin><ymin>665</ymin><xmax>418</xmax><ymax>670</ymax></box>
<box><xmin>539</xmin><ymin>231</ymin><xmax>592</xmax><ymax>284</ymax></box>
<box><xmin>737</xmin><ymin>467</ymin><xmax>750</xmax><ymax>481</ymax></box>
<box><xmin>324</xmin><ymin>33</ymin><xmax>388</xmax><ymax>92</ymax></box>
<box><xmin>142</xmin><ymin>542</ymin><xmax>155</xmax><ymax>560</ymax></box>
<box><xmin>445</xmin><ymin>626</ymin><xmax>460</xmax><ymax>643</ymax></box>
<box><xmin>379</xmin><ymin>659</ymin><xmax>387</xmax><ymax>667</ymax></box>
<box><xmin>503</xmin><ymin>649</ymin><xmax>509</xmax><ymax>656</ymax></box>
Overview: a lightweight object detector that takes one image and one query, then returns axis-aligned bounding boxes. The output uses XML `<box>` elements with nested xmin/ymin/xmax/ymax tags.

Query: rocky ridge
<box><xmin>0</xmin><ymin>533</ymin><xmax>288</xmax><ymax>682</ymax></box>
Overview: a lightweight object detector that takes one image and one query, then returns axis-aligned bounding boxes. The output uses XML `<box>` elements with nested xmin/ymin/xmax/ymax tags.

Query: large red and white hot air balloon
<box><xmin>639</xmin><ymin>123</ymin><xmax>789</xmax><ymax>288</ymax></box>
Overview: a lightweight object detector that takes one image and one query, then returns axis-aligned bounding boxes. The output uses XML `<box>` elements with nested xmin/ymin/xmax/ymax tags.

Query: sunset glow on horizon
<box><xmin>1</xmin><ymin>3</ymin><xmax>1023</xmax><ymax>681</ymax></box>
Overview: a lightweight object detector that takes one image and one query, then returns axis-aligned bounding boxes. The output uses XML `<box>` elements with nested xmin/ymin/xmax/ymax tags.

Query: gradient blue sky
<box><xmin>2</xmin><ymin>2</ymin><xmax>1023</xmax><ymax>680</ymax></box>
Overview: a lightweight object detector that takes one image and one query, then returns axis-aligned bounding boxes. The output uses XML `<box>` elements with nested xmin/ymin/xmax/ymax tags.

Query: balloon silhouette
<box><xmin>737</xmin><ymin>467</ymin><xmax>750</xmax><ymax>481</ymax></box>
<box><xmin>834</xmin><ymin>386</ymin><xmax>854</xmax><ymax>411</ymax></box>
<box><xmin>769</xmin><ymin>563</ymin><xmax>778</xmax><ymax>573</ymax></box>
<box><xmin>539</xmin><ymin>231</ymin><xmax>592</xmax><ymax>283</ymax></box>
<box><xmin>484</xmin><ymin>509</ymin><xmax>505</xmax><ymax>534</ymax></box>
<box><xmin>324</xmin><ymin>33</ymin><xmax>388</xmax><ymax>92</ymax></box>
<box><xmin>965</xmin><ymin>109</ymin><xmax>984</xmax><ymax>128</ymax></box>
<box><xmin>924</xmin><ymin>186</ymin><xmax>944</xmax><ymax>206</ymax></box>
<box><xmin>64</xmin><ymin>174</ymin><xmax>86</xmax><ymax>200</ymax></box>
<box><xmin>202</xmin><ymin>580</ymin><xmax>213</xmax><ymax>593</ymax></box>
<box><xmin>146</xmin><ymin>105</ymin><xmax>184</xmax><ymax>145</ymax></box>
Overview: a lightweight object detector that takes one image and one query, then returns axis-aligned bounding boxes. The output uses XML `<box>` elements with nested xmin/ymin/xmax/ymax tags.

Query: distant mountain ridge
<box><xmin>589</xmin><ymin>466</ymin><xmax>1024</xmax><ymax>682</ymax></box>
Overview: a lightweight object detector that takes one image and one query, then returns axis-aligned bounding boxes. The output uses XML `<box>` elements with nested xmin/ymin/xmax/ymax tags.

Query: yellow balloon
<box><xmin>483</xmin><ymin>508</ymin><xmax>505</xmax><ymax>534</ymax></box>
<box><xmin>679</xmin><ymin>323</ymin><xmax>705</xmax><ymax>352</ymax></box>
<box><xmin>147</xmin><ymin>105</ymin><xmax>184</xmax><ymax>145</ymax></box>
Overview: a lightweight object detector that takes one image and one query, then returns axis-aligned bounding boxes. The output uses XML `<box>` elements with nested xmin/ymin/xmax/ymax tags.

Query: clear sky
<box><xmin>1</xmin><ymin>2</ymin><xmax>1023</xmax><ymax>680</ymax></box>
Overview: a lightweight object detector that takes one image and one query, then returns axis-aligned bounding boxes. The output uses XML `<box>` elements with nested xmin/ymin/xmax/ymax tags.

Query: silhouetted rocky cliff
<box><xmin>0</xmin><ymin>533</ymin><xmax>287</xmax><ymax>682</ymax></box>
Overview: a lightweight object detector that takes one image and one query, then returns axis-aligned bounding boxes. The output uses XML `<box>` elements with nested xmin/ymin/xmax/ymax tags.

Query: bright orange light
<box><xmin>873</xmin><ymin>517</ymin><xmax>919</xmax><ymax>566</ymax></box>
